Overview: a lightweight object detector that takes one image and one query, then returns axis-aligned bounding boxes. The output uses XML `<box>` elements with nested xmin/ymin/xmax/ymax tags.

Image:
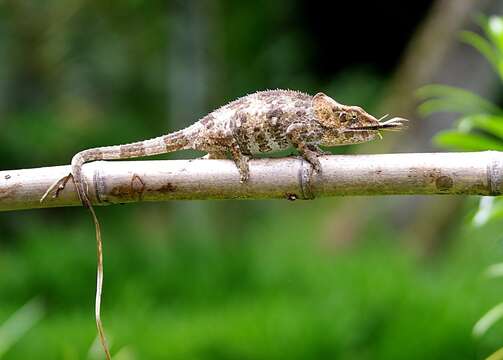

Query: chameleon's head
<box><xmin>312</xmin><ymin>92</ymin><xmax>407</xmax><ymax>146</ymax></box>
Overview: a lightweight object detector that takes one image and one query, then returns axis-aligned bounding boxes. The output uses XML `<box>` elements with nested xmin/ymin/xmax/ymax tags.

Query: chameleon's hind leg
<box><xmin>229</xmin><ymin>143</ymin><xmax>250</xmax><ymax>182</ymax></box>
<box><xmin>40</xmin><ymin>173</ymin><xmax>75</xmax><ymax>202</ymax></box>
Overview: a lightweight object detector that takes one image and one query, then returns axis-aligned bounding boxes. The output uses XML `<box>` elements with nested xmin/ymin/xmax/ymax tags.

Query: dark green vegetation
<box><xmin>1</xmin><ymin>2</ymin><xmax>503</xmax><ymax>359</ymax></box>
<box><xmin>3</xmin><ymin>202</ymin><xmax>503</xmax><ymax>359</ymax></box>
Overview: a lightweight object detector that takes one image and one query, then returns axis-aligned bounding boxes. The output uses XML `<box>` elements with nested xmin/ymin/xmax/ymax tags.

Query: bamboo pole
<box><xmin>1</xmin><ymin>151</ymin><xmax>502</xmax><ymax>212</ymax></box>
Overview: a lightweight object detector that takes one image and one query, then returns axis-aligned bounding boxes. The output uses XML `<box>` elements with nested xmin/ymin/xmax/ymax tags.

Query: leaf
<box><xmin>473</xmin><ymin>197</ymin><xmax>495</xmax><ymax>227</ymax></box>
<box><xmin>462</xmin><ymin>115</ymin><xmax>503</xmax><ymax>139</ymax></box>
<box><xmin>485</xmin><ymin>262</ymin><xmax>503</xmax><ymax>278</ymax></box>
<box><xmin>433</xmin><ymin>130</ymin><xmax>503</xmax><ymax>151</ymax></box>
<box><xmin>417</xmin><ymin>85</ymin><xmax>501</xmax><ymax>116</ymax></box>
<box><xmin>486</xmin><ymin>347</ymin><xmax>503</xmax><ymax>360</ymax></box>
<box><xmin>460</xmin><ymin>31</ymin><xmax>499</xmax><ymax>73</ymax></box>
<box><xmin>472</xmin><ymin>15</ymin><xmax>503</xmax><ymax>81</ymax></box>
<box><xmin>477</xmin><ymin>197</ymin><xmax>503</xmax><ymax>224</ymax></box>
<box><xmin>487</xmin><ymin>16</ymin><xmax>503</xmax><ymax>54</ymax></box>
<box><xmin>473</xmin><ymin>302</ymin><xmax>503</xmax><ymax>338</ymax></box>
<box><xmin>472</xmin><ymin>195</ymin><xmax>503</xmax><ymax>227</ymax></box>
<box><xmin>0</xmin><ymin>298</ymin><xmax>44</xmax><ymax>358</ymax></box>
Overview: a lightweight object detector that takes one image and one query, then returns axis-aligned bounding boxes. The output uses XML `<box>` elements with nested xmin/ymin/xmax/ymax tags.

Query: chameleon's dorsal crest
<box><xmin>312</xmin><ymin>92</ymin><xmax>342</xmax><ymax>127</ymax></box>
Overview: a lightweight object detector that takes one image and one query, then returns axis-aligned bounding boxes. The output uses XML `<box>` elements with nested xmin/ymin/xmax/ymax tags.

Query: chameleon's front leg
<box><xmin>229</xmin><ymin>142</ymin><xmax>250</xmax><ymax>182</ymax></box>
<box><xmin>286</xmin><ymin>123</ymin><xmax>323</xmax><ymax>174</ymax></box>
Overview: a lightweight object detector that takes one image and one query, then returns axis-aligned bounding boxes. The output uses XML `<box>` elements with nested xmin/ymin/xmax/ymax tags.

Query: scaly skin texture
<box><xmin>68</xmin><ymin>89</ymin><xmax>406</xmax><ymax>187</ymax></box>
<box><xmin>40</xmin><ymin>89</ymin><xmax>406</xmax><ymax>360</ymax></box>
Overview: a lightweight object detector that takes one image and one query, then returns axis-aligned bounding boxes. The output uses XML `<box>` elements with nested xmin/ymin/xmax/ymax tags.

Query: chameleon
<box><xmin>40</xmin><ymin>89</ymin><xmax>407</xmax><ymax>359</ymax></box>
<box><xmin>44</xmin><ymin>89</ymin><xmax>407</xmax><ymax>196</ymax></box>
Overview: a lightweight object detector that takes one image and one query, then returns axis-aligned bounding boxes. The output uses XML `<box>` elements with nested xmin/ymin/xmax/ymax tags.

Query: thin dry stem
<box><xmin>89</xmin><ymin>203</ymin><xmax>111</xmax><ymax>360</ymax></box>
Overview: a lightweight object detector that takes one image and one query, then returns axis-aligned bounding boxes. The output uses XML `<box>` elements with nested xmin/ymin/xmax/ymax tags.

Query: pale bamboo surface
<box><xmin>1</xmin><ymin>151</ymin><xmax>502</xmax><ymax>212</ymax></box>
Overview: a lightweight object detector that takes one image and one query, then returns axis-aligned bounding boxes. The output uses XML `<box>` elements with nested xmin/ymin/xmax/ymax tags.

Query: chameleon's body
<box><xmin>41</xmin><ymin>90</ymin><xmax>406</xmax><ymax>360</ymax></box>
<box><xmin>68</xmin><ymin>89</ymin><xmax>406</xmax><ymax>194</ymax></box>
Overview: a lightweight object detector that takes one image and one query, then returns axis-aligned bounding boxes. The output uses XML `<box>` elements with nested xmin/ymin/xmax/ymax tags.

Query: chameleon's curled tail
<box><xmin>68</xmin><ymin>127</ymin><xmax>196</xmax><ymax>200</ymax></box>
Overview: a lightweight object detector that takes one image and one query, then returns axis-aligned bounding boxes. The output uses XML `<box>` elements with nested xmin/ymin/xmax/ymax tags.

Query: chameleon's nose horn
<box><xmin>380</xmin><ymin>117</ymin><xmax>408</xmax><ymax>130</ymax></box>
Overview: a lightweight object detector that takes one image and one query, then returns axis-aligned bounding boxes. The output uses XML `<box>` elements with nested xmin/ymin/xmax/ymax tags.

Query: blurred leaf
<box><xmin>417</xmin><ymin>85</ymin><xmax>501</xmax><ymax>116</ymax></box>
<box><xmin>487</xmin><ymin>347</ymin><xmax>503</xmax><ymax>360</ymax></box>
<box><xmin>472</xmin><ymin>197</ymin><xmax>503</xmax><ymax>227</ymax></box>
<box><xmin>0</xmin><ymin>298</ymin><xmax>44</xmax><ymax>358</ymax></box>
<box><xmin>433</xmin><ymin>130</ymin><xmax>503</xmax><ymax>151</ymax></box>
<box><xmin>473</xmin><ymin>197</ymin><xmax>495</xmax><ymax>227</ymax></box>
<box><xmin>487</xmin><ymin>16</ymin><xmax>503</xmax><ymax>54</ymax></box>
<box><xmin>460</xmin><ymin>31</ymin><xmax>499</xmax><ymax>74</ymax></box>
<box><xmin>459</xmin><ymin>114</ymin><xmax>503</xmax><ymax>139</ymax></box>
<box><xmin>112</xmin><ymin>346</ymin><xmax>136</xmax><ymax>360</ymax></box>
<box><xmin>485</xmin><ymin>263</ymin><xmax>503</xmax><ymax>278</ymax></box>
<box><xmin>473</xmin><ymin>302</ymin><xmax>503</xmax><ymax>338</ymax></box>
<box><xmin>87</xmin><ymin>335</ymin><xmax>114</xmax><ymax>360</ymax></box>
<box><xmin>476</xmin><ymin>15</ymin><xmax>503</xmax><ymax>82</ymax></box>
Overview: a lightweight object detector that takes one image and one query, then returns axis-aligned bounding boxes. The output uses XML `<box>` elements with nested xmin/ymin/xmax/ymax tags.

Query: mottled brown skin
<box><xmin>47</xmin><ymin>89</ymin><xmax>407</xmax><ymax>202</ymax></box>
<box><xmin>45</xmin><ymin>89</ymin><xmax>408</xmax><ymax>248</ymax></box>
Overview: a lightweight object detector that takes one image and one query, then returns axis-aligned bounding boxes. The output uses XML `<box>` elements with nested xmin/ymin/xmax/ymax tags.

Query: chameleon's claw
<box><xmin>308</xmin><ymin>157</ymin><xmax>322</xmax><ymax>175</ymax></box>
<box><xmin>312</xmin><ymin>163</ymin><xmax>322</xmax><ymax>175</ymax></box>
<box><xmin>293</xmin><ymin>154</ymin><xmax>322</xmax><ymax>175</ymax></box>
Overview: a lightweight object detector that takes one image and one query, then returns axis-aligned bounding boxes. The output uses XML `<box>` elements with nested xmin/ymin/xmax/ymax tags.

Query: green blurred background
<box><xmin>2</xmin><ymin>1</ymin><xmax>503</xmax><ymax>359</ymax></box>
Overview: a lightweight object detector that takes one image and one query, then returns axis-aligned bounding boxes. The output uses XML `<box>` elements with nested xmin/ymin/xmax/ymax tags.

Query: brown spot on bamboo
<box><xmin>158</xmin><ymin>183</ymin><xmax>177</xmax><ymax>193</ymax></box>
<box><xmin>436</xmin><ymin>176</ymin><xmax>453</xmax><ymax>191</ymax></box>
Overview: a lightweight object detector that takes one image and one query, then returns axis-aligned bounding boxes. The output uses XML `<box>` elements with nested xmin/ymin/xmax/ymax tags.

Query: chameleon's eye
<box><xmin>351</xmin><ymin>113</ymin><xmax>357</xmax><ymax>120</ymax></box>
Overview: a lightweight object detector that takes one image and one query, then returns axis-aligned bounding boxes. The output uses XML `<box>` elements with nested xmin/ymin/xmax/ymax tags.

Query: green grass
<box><xmin>1</xmin><ymin>200</ymin><xmax>503</xmax><ymax>359</ymax></box>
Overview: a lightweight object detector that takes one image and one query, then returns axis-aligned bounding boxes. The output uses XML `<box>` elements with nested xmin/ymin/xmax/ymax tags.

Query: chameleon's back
<box><xmin>197</xmin><ymin>90</ymin><xmax>315</xmax><ymax>155</ymax></box>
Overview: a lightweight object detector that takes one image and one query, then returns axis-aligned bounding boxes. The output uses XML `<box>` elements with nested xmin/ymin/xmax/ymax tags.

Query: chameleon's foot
<box><xmin>229</xmin><ymin>142</ymin><xmax>250</xmax><ymax>183</ymax></box>
<box><xmin>308</xmin><ymin>158</ymin><xmax>322</xmax><ymax>175</ymax></box>
<box><xmin>300</xmin><ymin>149</ymin><xmax>322</xmax><ymax>175</ymax></box>
<box><xmin>236</xmin><ymin>157</ymin><xmax>250</xmax><ymax>182</ymax></box>
<box><xmin>40</xmin><ymin>173</ymin><xmax>73</xmax><ymax>202</ymax></box>
<box><xmin>239</xmin><ymin>168</ymin><xmax>249</xmax><ymax>183</ymax></box>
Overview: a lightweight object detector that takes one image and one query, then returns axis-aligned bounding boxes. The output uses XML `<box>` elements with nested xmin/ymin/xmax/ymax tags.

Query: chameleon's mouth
<box><xmin>348</xmin><ymin>115</ymin><xmax>408</xmax><ymax>132</ymax></box>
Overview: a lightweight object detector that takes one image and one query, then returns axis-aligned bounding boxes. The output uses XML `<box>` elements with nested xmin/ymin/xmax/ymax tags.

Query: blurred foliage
<box><xmin>418</xmin><ymin>15</ymin><xmax>503</xmax><ymax>225</ymax></box>
<box><xmin>2</xmin><ymin>204</ymin><xmax>503</xmax><ymax>359</ymax></box>
<box><xmin>2</xmin><ymin>2</ymin><xmax>503</xmax><ymax>359</ymax></box>
<box><xmin>418</xmin><ymin>14</ymin><xmax>503</xmax><ymax>358</ymax></box>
